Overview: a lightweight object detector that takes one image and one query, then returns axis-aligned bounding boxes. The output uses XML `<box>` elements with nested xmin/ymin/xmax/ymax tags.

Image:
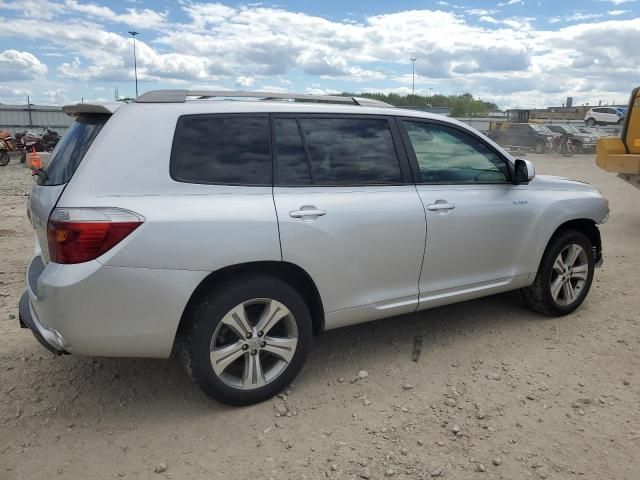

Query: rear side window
<box><xmin>171</xmin><ymin>115</ymin><xmax>271</xmax><ymax>185</ymax></box>
<box><xmin>39</xmin><ymin>115</ymin><xmax>108</xmax><ymax>186</ymax></box>
<box><xmin>297</xmin><ymin>117</ymin><xmax>401</xmax><ymax>185</ymax></box>
<box><xmin>273</xmin><ymin>118</ymin><xmax>311</xmax><ymax>185</ymax></box>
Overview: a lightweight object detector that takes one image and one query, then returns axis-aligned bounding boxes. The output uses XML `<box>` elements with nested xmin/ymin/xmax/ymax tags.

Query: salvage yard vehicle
<box><xmin>596</xmin><ymin>86</ymin><xmax>640</xmax><ymax>189</ymax></box>
<box><xmin>486</xmin><ymin>122</ymin><xmax>556</xmax><ymax>153</ymax></box>
<box><xmin>0</xmin><ymin>130</ymin><xmax>15</xmax><ymax>166</ymax></box>
<box><xmin>19</xmin><ymin>90</ymin><xmax>609</xmax><ymax>405</ymax></box>
<box><xmin>545</xmin><ymin>124</ymin><xmax>597</xmax><ymax>152</ymax></box>
<box><xmin>585</xmin><ymin>106</ymin><xmax>626</xmax><ymax>126</ymax></box>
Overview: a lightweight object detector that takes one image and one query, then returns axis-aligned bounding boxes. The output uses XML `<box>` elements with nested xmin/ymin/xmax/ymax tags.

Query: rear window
<box><xmin>170</xmin><ymin>115</ymin><xmax>272</xmax><ymax>185</ymax></box>
<box><xmin>38</xmin><ymin>115</ymin><xmax>108</xmax><ymax>186</ymax></box>
<box><xmin>298</xmin><ymin>117</ymin><xmax>402</xmax><ymax>185</ymax></box>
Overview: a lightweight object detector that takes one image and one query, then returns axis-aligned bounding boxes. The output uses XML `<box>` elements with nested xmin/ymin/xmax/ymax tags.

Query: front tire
<box><xmin>178</xmin><ymin>275</ymin><xmax>312</xmax><ymax>405</ymax></box>
<box><xmin>533</xmin><ymin>142</ymin><xmax>546</xmax><ymax>154</ymax></box>
<box><xmin>521</xmin><ymin>229</ymin><xmax>595</xmax><ymax>316</ymax></box>
<box><xmin>0</xmin><ymin>151</ymin><xmax>9</xmax><ymax>166</ymax></box>
<box><xmin>572</xmin><ymin>141</ymin><xmax>583</xmax><ymax>154</ymax></box>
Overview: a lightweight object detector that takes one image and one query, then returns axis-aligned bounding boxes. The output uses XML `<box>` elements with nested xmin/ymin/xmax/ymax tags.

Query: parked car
<box><xmin>578</xmin><ymin>126</ymin><xmax>608</xmax><ymax>138</ymax></box>
<box><xmin>584</xmin><ymin>107</ymin><xmax>626</xmax><ymax>126</ymax></box>
<box><xmin>545</xmin><ymin>124</ymin><xmax>597</xmax><ymax>152</ymax></box>
<box><xmin>486</xmin><ymin>122</ymin><xmax>556</xmax><ymax>153</ymax></box>
<box><xmin>20</xmin><ymin>90</ymin><xmax>609</xmax><ymax>405</ymax></box>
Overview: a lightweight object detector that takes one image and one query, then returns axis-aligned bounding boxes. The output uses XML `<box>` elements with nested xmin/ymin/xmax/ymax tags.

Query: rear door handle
<box><xmin>427</xmin><ymin>202</ymin><xmax>455</xmax><ymax>211</ymax></box>
<box><xmin>289</xmin><ymin>208</ymin><xmax>326</xmax><ymax>218</ymax></box>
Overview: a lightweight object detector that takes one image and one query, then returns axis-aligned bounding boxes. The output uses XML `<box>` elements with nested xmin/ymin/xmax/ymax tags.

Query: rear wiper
<box><xmin>30</xmin><ymin>167</ymin><xmax>48</xmax><ymax>181</ymax></box>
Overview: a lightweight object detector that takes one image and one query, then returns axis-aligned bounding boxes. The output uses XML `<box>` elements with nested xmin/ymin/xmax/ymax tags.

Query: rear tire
<box><xmin>533</xmin><ymin>142</ymin><xmax>546</xmax><ymax>154</ymax></box>
<box><xmin>586</xmin><ymin>118</ymin><xmax>596</xmax><ymax>127</ymax></box>
<box><xmin>0</xmin><ymin>151</ymin><xmax>9</xmax><ymax>166</ymax></box>
<box><xmin>178</xmin><ymin>275</ymin><xmax>312</xmax><ymax>405</ymax></box>
<box><xmin>521</xmin><ymin>229</ymin><xmax>595</xmax><ymax>316</ymax></box>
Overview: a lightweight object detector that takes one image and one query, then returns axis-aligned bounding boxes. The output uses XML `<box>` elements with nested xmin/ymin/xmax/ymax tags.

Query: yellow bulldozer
<box><xmin>597</xmin><ymin>86</ymin><xmax>640</xmax><ymax>189</ymax></box>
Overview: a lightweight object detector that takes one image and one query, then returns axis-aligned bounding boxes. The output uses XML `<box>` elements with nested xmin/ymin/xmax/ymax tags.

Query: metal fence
<box><xmin>0</xmin><ymin>104</ymin><xmax>72</xmax><ymax>136</ymax></box>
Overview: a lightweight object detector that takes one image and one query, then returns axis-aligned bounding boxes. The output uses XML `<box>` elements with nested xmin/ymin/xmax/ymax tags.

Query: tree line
<box><xmin>342</xmin><ymin>92</ymin><xmax>499</xmax><ymax>117</ymax></box>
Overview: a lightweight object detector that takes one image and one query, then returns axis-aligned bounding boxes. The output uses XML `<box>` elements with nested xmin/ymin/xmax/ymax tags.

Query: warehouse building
<box><xmin>0</xmin><ymin>104</ymin><xmax>72</xmax><ymax>136</ymax></box>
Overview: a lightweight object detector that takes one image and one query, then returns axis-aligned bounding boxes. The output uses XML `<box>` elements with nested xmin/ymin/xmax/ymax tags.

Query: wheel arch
<box><xmin>174</xmin><ymin>261</ymin><xmax>325</xmax><ymax>345</ymax></box>
<box><xmin>541</xmin><ymin>218</ymin><xmax>602</xmax><ymax>269</ymax></box>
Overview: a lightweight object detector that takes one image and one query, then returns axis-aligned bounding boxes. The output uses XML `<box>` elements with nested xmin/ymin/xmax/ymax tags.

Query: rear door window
<box><xmin>38</xmin><ymin>115</ymin><xmax>109</xmax><ymax>186</ymax></box>
<box><xmin>297</xmin><ymin>117</ymin><xmax>402</xmax><ymax>185</ymax></box>
<box><xmin>171</xmin><ymin>115</ymin><xmax>271</xmax><ymax>185</ymax></box>
<box><xmin>273</xmin><ymin>117</ymin><xmax>311</xmax><ymax>185</ymax></box>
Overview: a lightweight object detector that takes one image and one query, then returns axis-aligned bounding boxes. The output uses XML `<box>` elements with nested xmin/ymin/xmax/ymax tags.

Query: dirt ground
<box><xmin>0</xmin><ymin>153</ymin><xmax>638</xmax><ymax>480</ymax></box>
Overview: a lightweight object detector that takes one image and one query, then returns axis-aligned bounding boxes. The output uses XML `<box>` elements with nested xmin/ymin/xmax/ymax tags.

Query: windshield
<box><xmin>531</xmin><ymin>124</ymin><xmax>553</xmax><ymax>133</ymax></box>
<box><xmin>37</xmin><ymin>115</ymin><xmax>109</xmax><ymax>186</ymax></box>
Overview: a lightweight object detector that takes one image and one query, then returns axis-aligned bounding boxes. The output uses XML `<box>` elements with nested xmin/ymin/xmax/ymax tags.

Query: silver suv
<box><xmin>19</xmin><ymin>90</ymin><xmax>609</xmax><ymax>405</ymax></box>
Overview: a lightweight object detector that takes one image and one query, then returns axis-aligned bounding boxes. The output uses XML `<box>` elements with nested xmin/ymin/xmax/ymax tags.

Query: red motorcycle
<box><xmin>15</xmin><ymin>130</ymin><xmax>43</xmax><ymax>163</ymax></box>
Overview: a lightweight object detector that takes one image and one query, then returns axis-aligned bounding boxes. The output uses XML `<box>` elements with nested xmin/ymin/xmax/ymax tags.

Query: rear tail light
<box><xmin>47</xmin><ymin>207</ymin><xmax>144</xmax><ymax>264</ymax></box>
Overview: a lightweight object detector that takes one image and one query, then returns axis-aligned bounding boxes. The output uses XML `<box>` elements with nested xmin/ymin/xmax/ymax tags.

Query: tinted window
<box><xmin>39</xmin><ymin>115</ymin><xmax>108</xmax><ymax>186</ymax></box>
<box><xmin>298</xmin><ymin>118</ymin><xmax>401</xmax><ymax>185</ymax></box>
<box><xmin>171</xmin><ymin>115</ymin><xmax>271</xmax><ymax>185</ymax></box>
<box><xmin>403</xmin><ymin>121</ymin><xmax>509</xmax><ymax>184</ymax></box>
<box><xmin>273</xmin><ymin>118</ymin><xmax>311</xmax><ymax>185</ymax></box>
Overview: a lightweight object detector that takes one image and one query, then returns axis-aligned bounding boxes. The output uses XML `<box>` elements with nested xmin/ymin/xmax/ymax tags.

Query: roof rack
<box><xmin>135</xmin><ymin>90</ymin><xmax>393</xmax><ymax>108</ymax></box>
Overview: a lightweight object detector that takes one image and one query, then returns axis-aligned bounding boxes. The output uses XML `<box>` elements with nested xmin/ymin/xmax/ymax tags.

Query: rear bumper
<box><xmin>19</xmin><ymin>292</ymin><xmax>67</xmax><ymax>354</ymax></box>
<box><xmin>22</xmin><ymin>254</ymin><xmax>208</xmax><ymax>358</ymax></box>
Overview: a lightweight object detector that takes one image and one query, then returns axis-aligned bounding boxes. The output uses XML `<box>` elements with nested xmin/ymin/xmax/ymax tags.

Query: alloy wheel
<box><xmin>550</xmin><ymin>244</ymin><xmax>589</xmax><ymax>306</ymax></box>
<box><xmin>209</xmin><ymin>298</ymin><xmax>298</xmax><ymax>390</ymax></box>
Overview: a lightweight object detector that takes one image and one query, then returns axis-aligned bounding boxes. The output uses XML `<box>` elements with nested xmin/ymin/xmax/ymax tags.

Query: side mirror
<box><xmin>514</xmin><ymin>159</ymin><xmax>535</xmax><ymax>184</ymax></box>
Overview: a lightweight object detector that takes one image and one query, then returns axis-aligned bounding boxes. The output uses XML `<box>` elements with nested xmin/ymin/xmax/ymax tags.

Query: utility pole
<box><xmin>27</xmin><ymin>96</ymin><xmax>32</xmax><ymax>128</ymax></box>
<box><xmin>429</xmin><ymin>87</ymin><xmax>433</xmax><ymax>98</ymax></box>
<box><xmin>128</xmin><ymin>31</ymin><xmax>139</xmax><ymax>98</ymax></box>
<box><xmin>410</xmin><ymin>57</ymin><xmax>417</xmax><ymax>100</ymax></box>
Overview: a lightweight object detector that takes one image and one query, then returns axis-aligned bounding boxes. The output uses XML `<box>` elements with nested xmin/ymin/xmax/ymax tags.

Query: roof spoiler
<box><xmin>62</xmin><ymin>102</ymin><xmax>122</xmax><ymax>116</ymax></box>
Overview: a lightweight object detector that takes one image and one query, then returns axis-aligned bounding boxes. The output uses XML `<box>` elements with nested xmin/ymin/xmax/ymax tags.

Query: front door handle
<box><xmin>427</xmin><ymin>201</ymin><xmax>455</xmax><ymax>211</ymax></box>
<box><xmin>289</xmin><ymin>208</ymin><xmax>327</xmax><ymax>218</ymax></box>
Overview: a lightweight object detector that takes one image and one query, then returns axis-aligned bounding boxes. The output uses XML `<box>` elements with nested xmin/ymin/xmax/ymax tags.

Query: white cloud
<box><xmin>0</xmin><ymin>49</ymin><xmax>47</xmax><ymax>81</ymax></box>
<box><xmin>235</xmin><ymin>76</ymin><xmax>255</xmax><ymax>88</ymax></box>
<box><xmin>598</xmin><ymin>0</ymin><xmax>636</xmax><ymax>4</ymax></box>
<box><xmin>0</xmin><ymin>1</ymin><xmax>638</xmax><ymax>107</ymax></box>
<box><xmin>64</xmin><ymin>0</ymin><xmax>168</xmax><ymax>28</ymax></box>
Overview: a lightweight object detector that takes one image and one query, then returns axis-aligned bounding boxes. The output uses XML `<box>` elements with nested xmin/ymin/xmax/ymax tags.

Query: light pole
<box><xmin>429</xmin><ymin>87</ymin><xmax>433</xmax><ymax>98</ymax></box>
<box><xmin>128</xmin><ymin>31</ymin><xmax>139</xmax><ymax>98</ymax></box>
<box><xmin>410</xmin><ymin>57</ymin><xmax>417</xmax><ymax>98</ymax></box>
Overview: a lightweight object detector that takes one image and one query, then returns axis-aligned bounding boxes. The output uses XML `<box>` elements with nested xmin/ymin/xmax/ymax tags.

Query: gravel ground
<box><xmin>1</xmin><ymin>154</ymin><xmax>639</xmax><ymax>480</ymax></box>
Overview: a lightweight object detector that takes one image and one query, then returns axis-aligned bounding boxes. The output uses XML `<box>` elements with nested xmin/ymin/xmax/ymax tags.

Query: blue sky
<box><xmin>0</xmin><ymin>0</ymin><xmax>638</xmax><ymax>108</ymax></box>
